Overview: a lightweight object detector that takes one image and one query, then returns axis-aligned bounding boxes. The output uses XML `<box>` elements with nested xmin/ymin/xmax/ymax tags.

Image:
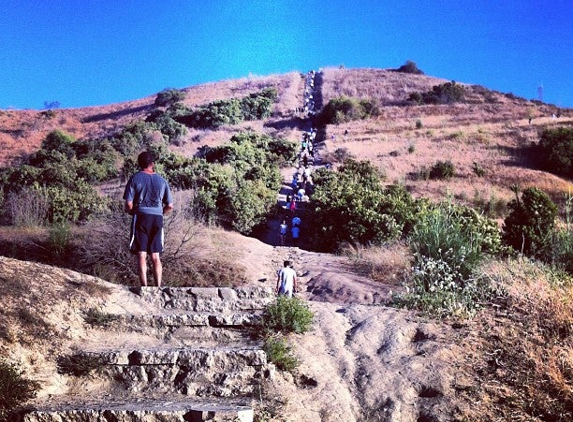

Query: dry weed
<box><xmin>340</xmin><ymin>242</ymin><xmax>411</xmax><ymax>286</ymax></box>
<box><xmin>456</xmin><ymin>257</ymin><xmax>573</xmax><ymax>421</ymax></box>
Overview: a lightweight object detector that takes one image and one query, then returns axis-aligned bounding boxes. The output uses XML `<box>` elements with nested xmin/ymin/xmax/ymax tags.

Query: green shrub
<box><xmin>394</xmin><ymin>201</ymin><xmax>503</xmax><ymax>317</ymax></box>
<box><xmin>307</xmin><ymin>161</ymin><xmax>419</xmax><ymax>251</ymax></box>
<box><xmin>240</xmin><ymin>87</ymin><xmax>277</xmax><ymax>120</ymax></box>
<box><xmin>154</xmin><ymin>88</ymin><xmax>186</xmax><ymax>107</ymax></box>
<box><xmin>262</xmin><ymin>296</ymin><xmax>314</xmax><ymax>335</ymax></box>
<box><xmin>263</xmin><ymin>336</ymin><xmax>299</xmax><ymax>373</ymax></box>
<box><xmin>409</xmin><ymin>81</ymin><xmax>465</xmax><ymax>105</ymax></box>
<box><xmin>0</xmin><ymin>360</ymin><xmax>39</xmax><ymax>417</ymax></box>
<box><xmin>175</xmin><ymin>88</ymin><xmax>277</xmax><ymax>129</ymax></box>
<box><xmin>537</xmin><ymin>127</ymin><xmax>573</xmax><ymax>177</ymax></box>
<box><xmin>503</xmin><ymin>187</ymin><xmax>558</xmax><ymax>256</ymax></box>
<box><xmin>395</xmin><ymin>60</ymin><xmax>424</xmax><ymax>75</ymax></box>
<box><xmin>48</xmin><ymin>222</ymin><xmax>72</xmax><ymax>261</ymax></box>
<box><xmin>318</xmin><ymin>97</ymin><xmax>379</xmax><ymax>125</ymax></box>
<box><xmin>429</xmin><ymin>160</ymin><xmax>455</xmax><ymax>179</ymax></box>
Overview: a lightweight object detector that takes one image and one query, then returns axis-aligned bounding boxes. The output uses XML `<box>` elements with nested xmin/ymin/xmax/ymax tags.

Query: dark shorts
<box><xmin>129</xmin><ymin>214</ymin><xmax>164</xmax><ymax>254</ymax></box>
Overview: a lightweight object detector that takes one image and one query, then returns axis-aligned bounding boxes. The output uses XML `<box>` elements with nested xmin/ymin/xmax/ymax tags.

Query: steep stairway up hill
<box><xmin>20</xmin><ymin>286</ymin><xmax>276</xmax><ymax>422</ymax></box>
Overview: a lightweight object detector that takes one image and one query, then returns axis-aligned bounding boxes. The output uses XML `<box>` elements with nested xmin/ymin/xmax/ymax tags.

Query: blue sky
<box><xmin>1</xmin><ymin>0</ymin><xmax>572</xmax><ymax>109</ymax></box>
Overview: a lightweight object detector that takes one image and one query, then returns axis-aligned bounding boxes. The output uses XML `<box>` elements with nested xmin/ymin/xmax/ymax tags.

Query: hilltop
<box><xmin>1</xmin><ymin>66</ymin><xmax>573</xmax><ymax>421</ymax></box>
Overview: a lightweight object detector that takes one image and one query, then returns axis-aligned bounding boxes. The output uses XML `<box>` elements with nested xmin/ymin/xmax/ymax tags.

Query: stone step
<box><xmin>89</xmin><ymin>346</ymin><xmax>266</xmax><ymax>366</ymax></box>
<box><xmin>21</xmin><ymin>397</ymin><xmax>254</xmax><ymax>422</ymax></box>
<box><xmin>119</xmin><ymin>311</ymin><xmax>263</xmax><ymax>329</ymax></box>
<box><xmin>130</xmin><ymin>286</ymin><xmax>275</xmax><ymax>312</ymax></box>
<box><xmin>67</xmin><ymin>347</ymin><xmax>269</xmax><ymax>396</ymax></box>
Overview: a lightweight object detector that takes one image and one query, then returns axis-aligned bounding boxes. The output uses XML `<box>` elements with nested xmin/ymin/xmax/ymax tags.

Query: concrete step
<box><xmin>130</xmin><ymin>287</ymin><xmax>275</xmax><ymax>312</ymax></box>
<box><xmin>21</xmin><ymin>397</ymin><xmax>254</xmax><ymax>422</ymax></box>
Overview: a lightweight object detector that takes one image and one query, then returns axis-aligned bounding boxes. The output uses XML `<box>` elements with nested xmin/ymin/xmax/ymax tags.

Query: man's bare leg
<box><xmin>137</xmin><ymin>252</ymin><xmax>148</xmax><ymax>286</ymax></box>
<box><xmin>150</xmin><ymin>252</ymin><xmax>162</xmax><ymax>287</ymax></box>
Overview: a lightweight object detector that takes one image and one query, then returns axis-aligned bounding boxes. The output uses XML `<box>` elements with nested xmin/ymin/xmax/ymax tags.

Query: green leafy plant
<box><xmin>0</xmin><ymin>360</ymin><xmax>39</xmax><ymax>418</ymax></box>
<box><xmin>48</xmin><ymin>222</ymin><xmax>72</xmax><ymax>260</ymax></box>
<box><xmin>503</xmin><ymin>186</ymin><xmax>558</xmax><ymax>256</ymax></box>
<box><xmin>262</xmin><ymin>296</ymin><xmax>314</xmax><ymax>335</ymax></box>
<box><xmin>537</xmin><ymin>127</ymin><xmax>573</xmax><ymax>178</ymax></box>
<box><xmin>394</xmin><ymin>201</ymin><xmax>502</xmax><ymax>317</ymax></box>
<box><xmin>263</xmin><ymin>336</ymin><xmax>299</xmax><ymax>373</ymax></box>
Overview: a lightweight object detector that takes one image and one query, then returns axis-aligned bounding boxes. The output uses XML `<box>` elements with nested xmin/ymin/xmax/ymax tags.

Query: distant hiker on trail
<box><xmin>124</xmin><ymin>151</ymin><xmax>173</xmax><ymax>287</ymax></box>
<box><xmin>291</xmin><ymin>224</ymin><xmax>300</xmax><ymax>246</ymax></box>
<box><xmin>276</xmin><ymin>260</ymin><xmax>297</xmax><ymax>297</ymax></box>
<box><xmin>289</xmin><ymin>198</ymin><xmax>297</xmax><ymax>214</ymax></box>
<box><xmin>292</xmin><ymin>215</ymin><xmax>301</xmax><ymax>227</ymax></box>
<box><xmin>279</xmin><ymin>220</ymin><xmax>288</xmax><ymax>246</ymax></box>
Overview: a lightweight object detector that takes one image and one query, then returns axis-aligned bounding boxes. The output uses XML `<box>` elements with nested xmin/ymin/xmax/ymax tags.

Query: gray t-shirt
<box><xmin>123</xmin><ymin>171</ymin><xmax>173</xmax><ymax>216</ymax></box>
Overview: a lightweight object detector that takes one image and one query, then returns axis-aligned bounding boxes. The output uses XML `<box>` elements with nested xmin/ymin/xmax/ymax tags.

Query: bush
<box><xmin>503</xmin><ymin>187</ymin><xmax>558</xmax><ymax>256</ymax></box>
<box><xmin>307</xmin><ymin>161</ymin><xmax>420</xmax><ymax>251</ymax></box>
<box><xmin>3</xmin><ymin>188</ymin><xmax>49</xmax><ymax>227</ymax></box>
<box><xmin>394</xmin><ymin>201</ymin><xmax>503</xmax><ymax>317</ymax></box>
<box><xmin>47</xmin><ymin>222</ymin><xmax>72</xmax><ymax>261</ymax></box>
<box><xmin>395</xmin><ymin>60</ymin><xmax>424</xmax><ymax>75</ymax></box>
<box><xmin>175</xmin><ymin>88</ymin><xmax>277</xmax><ymax>129</ymax></box>
<box><xmin>263</xmin><ymin>336</ymin><xmax>299</xmax><ymax>373</ymax></box>
<box><xmin>409</xmin><ymin>81</ymin><xmax>465</xmax><ymax>105</ymax></box>
<box><xmin>537</xmin><ymin>127</ymin><xmax>573</xmax><ymax>178</ymax></box>
<box><xmin>262</xmin><ymin>296</ymin><xmax>314</xmax><ymax>335</ymax></box>
<box><xmin>429</xmin><ymin>160</ymin><xmax>455</xmax><ymax>179</ymax></box>
<box><xmin>155</xmin><ymin>88</ymin><xmax>186</xmax><ymax>107</ymax></box>
<box><xmin>0</xmin><ymin>360</ymin><xmax>39</xmax><ymax>417</ymax></box>
<box><xmin>318</xmin><ymin>97</ymin><xmax>379</xmax><ymax>125</ymax></box>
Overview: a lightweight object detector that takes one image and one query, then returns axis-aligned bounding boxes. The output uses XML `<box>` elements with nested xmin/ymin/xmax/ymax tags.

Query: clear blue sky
<box><xmin>2</xmin><ymin>0</ymin><xmax>572</xmax><ymax>109</ymax></box>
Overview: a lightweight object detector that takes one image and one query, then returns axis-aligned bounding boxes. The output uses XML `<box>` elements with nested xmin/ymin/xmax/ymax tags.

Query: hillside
<box><xmin>1</xmin><ymin>66</ymin><xmax>573</xmax><ymax>421</ymax></box>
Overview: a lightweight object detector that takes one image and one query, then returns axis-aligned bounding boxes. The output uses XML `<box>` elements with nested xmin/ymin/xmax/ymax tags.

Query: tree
<box><xmin>395</xmin><ymin>60</ymin><xmax>424</xmax><ymax>75</ymax></box>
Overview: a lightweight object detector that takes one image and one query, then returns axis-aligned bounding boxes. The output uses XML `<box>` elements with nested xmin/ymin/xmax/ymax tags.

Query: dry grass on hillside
<box><xmin>455</xmin><ymin>258</ymin><xmax>573</xmax><ymax>421</ymax></box>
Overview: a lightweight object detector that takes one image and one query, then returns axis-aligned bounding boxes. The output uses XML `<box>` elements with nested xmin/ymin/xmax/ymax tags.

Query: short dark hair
<box><xmin>284</xmin><ymin>260</ymin><xmax>291</xmax><ymax>267</ymax></box>
<box><xmin>137</xmin><ymin>151</ymin><xmax>154</xmax><ymax>169</ymax></box>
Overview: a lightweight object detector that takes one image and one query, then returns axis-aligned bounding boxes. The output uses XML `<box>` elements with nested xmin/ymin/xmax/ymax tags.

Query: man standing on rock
<box><xmin>276</xmin><ymin>260</ymin><xmax>297</xmax><ymax>297</ymax></box>
<box><xmin>124</xmin><ymin>151</ymin><xmax>173</xmax><ymax>287</ymax></box>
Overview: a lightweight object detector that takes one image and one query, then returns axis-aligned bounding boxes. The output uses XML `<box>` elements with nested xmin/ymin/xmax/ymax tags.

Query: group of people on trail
<box><xmin>301</xmin><ymin>70</ymin><xmax>317</xmax><ymax>118</ymax></box>
<box><xmin>123</xmin><ymin>71</ymin><xmax>321</xmax><ymax>289</ymax></box>
<box><xmin>278</xmin><ymin>215</ymin><xmax>302</xmax><ymax>247</ymax></box>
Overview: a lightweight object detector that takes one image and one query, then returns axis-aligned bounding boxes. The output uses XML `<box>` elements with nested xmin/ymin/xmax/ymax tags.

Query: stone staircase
<box><xmin>20</xmin><ymin>286</ymin><xmax>276</xmax><ymax>422</ymax></box>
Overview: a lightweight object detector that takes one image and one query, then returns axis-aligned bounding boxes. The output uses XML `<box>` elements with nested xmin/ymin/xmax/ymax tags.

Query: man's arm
<box><xmin>276</xmin><ymin>271</ymin><xmax>281</xmax><ymax>293</ymax></box>
<box><xmin>125</xmin><ymin>201</ymin><xmax>134</xmax><ymax>215</ymax></box>
<box><xmin>163</xmin><ymin>203</ymin><xmax>174</xmax><ymax>215</ymax></box>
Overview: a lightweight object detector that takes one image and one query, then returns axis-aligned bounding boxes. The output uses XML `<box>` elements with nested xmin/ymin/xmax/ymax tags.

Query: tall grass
<box><xmin>394</xmin><ymin>201</ymin><xmax>502</xmax><ymax>317</ymax></box>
